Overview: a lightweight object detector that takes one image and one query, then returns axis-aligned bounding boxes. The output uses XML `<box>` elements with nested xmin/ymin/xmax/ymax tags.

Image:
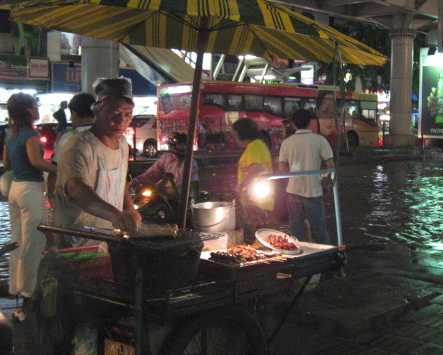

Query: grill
<box><xmin>37</xmin><ymin>224</ymin><xmax>223</xmax><ymax>296</ymax></box>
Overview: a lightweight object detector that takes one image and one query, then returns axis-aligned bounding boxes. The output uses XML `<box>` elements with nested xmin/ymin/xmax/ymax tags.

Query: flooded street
<box><xmin>1</xmin><ymin>155</ymin><xmax>443</xmax><ymax>285</ymax></box>
<box><xmin>331</xmin><ymin>158</ymin><xmax>443</xmax><ymax>248</ymax></box>
<box><xmin>198</xmin><ymin>156</ymin><xmax>443</xmax><ymax>249</ymax></box>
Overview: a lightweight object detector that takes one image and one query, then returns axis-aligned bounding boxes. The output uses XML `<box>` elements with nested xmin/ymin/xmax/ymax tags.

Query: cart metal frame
<box><xmin>37</xmin><ymin>224</ymin><xmax>345</xmax><ymax>355</ymax></box>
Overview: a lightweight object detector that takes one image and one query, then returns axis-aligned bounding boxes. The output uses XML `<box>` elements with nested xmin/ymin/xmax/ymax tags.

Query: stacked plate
<box><xmin>255</xmin><ymin>229</ymin><xmax>302</xmax><ymax>255</ymax></box>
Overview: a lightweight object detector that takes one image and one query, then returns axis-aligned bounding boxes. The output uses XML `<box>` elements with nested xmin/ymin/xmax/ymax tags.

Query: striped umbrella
<box><xmin>12</xmin><ymin>0</ymin><xmax>388</xmax><ymax>230</ymax></box>
<box><xmin>12</xmin><ymin>0</ymin><xmax>387</xmax><ymax>65</ymax></box>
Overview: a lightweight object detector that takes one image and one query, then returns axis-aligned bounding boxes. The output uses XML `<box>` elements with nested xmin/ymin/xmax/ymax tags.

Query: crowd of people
<box><xmin>1</xmin><ymin>78</ymin><xmax>335</xmax><ymax>331</ymax></box>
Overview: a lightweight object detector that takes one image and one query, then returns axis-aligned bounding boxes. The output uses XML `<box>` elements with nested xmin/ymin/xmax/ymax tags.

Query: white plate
<box><xmin>255</xmin><ymin>229</ymin><xmax>302</xmax><ymax>255</ymax></box>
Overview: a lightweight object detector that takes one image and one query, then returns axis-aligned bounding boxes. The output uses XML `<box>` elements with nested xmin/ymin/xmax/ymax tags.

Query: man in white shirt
<box><xmin>279</xmin><ymin>109</ymin><xmax>334</xmax><ymax>244</ymax></box>
<box><xmin>47</xmin><ymin>93</ymin><xmax>96</xmax><ymax>201</ymax></box>
<box><xmin>54</xmin><ymin>79</ymin><xmax>141</xmax><ymax>246</ymax></box>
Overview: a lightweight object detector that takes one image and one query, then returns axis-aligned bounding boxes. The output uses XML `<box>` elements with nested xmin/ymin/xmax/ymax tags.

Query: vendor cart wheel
<box><xmin>161</xmin><ymin>306</ymin><xmax>267</xmax><ymax>355</ymax></box>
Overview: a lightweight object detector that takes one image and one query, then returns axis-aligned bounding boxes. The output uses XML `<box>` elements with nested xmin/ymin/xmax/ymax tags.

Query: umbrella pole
<box><xmin>179</xmin><ymin>21</ymin><xmax>209</xmax><ymax>230</ymax></box>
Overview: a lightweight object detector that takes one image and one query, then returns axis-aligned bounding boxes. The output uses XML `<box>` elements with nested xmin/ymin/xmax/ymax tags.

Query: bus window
<box><xmin>203</xmin><ymin>93</ymin><xmax>226</xmax><ymax>109</ymax></box>
<box><xmin>362</xmin><ymin>109</ymin><xmax>376</xmax><ymax>119</ymax></box>
<box><xmin>303</xmin><ymin>99</ymin><xmax>316</xmax><ymax>116</ymax></box>
<box><xmin>228</xmin><ymin>94</ymin><xmax>243</xmax><ymax>111</ymax></box>
<box><xmin>284</xmin><ymin>98</ymin><xmax>301</xmax><ymax>117</ymax></box>
<box><xmin>175</xmin><ymin>94</ymin><xmax>192</xmax><ymax>110</ymax></box>
<box><xmin>361</xmin><ymin>101</ymin><xmax>378</xmax><ymax>127</ymax></box>
<box><xmin>345</xmin><ymin>101</ymin><xmax>359</xmax><ymax>119</ymax></box>
<box><xmin>245</xmin><ymin>94</ymin><xmax>263</xmax><ymax>111</ymax></box>
<box><xmin>264</xmin><ymin>96</ymin><xmax>283</xmax><ymax>116</ymax></box>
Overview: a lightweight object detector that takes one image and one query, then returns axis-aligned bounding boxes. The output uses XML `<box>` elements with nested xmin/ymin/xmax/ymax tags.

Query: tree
<box><xmin>315</xmin><ymin>17</ymin><xmax>425</xmax><ymax>96</ymax></box>
<box><xmin>315</xmin><ymin>19</ymin><xmax>391</xmax><ymax>92</ymax></box>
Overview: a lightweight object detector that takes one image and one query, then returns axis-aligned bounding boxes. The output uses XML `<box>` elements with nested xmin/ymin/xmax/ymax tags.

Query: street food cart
<box><xmin>36</xmin><ymin>224</ymin><xmax>345</xmax><ymax>355</ymax></box>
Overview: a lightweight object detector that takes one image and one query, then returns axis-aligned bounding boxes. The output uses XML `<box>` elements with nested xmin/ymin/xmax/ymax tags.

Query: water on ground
<box><xmin>2</xmin><ymin>157</ymin><xmax>443</xmax><ymax>286</ymax></box>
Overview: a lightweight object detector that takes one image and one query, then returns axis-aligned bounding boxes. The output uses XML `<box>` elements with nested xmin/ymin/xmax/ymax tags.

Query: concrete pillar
<box><xmin>385</xmin><ymin>27</ymin><xmax>416</xmax><ymax>147</ymax></box>
<box><xmin>439</xmin><ymin>0</ymin><xmax>443</xmax><ymax>53</ymax></box>
<box><xmin>81</xmin><ymin>36</ymin><xmax>119</xmax><ymax>94</ymax></box>
<box><xmin>46</xmin><ymin>31</ymin><xmax>61</xmax><ymax>62</ymax></box>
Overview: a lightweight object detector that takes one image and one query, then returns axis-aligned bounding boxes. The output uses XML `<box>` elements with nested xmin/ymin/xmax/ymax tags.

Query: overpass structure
<box><xmin>119</xmin><ymin>0</ymin><xmax>441</xmax><ymax>146</ymax></box>
<box><xmin>278</xmin><ymin>0</ymin><xmax>441</xmax><ymax>146</ymax></box>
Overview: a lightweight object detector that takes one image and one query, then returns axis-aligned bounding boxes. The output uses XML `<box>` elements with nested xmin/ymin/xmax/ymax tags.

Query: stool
<box><xmin>0</xmin><ymin>308</ymin><xmax>13</xmax><ymax>355</ymax></box>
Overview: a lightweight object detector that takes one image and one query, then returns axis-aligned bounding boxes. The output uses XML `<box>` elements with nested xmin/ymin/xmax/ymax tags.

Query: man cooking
<box><xmin>53</xmin><ymin>78</ymin><xmax>142</xmax><ymax>247</ymax></box>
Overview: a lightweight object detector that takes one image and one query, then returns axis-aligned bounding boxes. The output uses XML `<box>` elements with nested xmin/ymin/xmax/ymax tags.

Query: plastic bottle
<box><xmin>435</xmin><ymin>72</ymin><xmax>443</xmax><ymax>123</ymax></box>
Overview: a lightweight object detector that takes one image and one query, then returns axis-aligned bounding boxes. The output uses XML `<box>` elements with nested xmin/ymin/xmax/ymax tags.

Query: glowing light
<box><xmin>250</xmin><ymin>179</ymin><xmax>272</xmax><ymax>200</ymax></box>
<box><xmin>142</xmin><ymin>189</ymin><xmax>152</xmax><ymax>197</ymax></box>
<box><xmin>160</xmin><ymin>85</ymin><xmax>192</xmax><ymax>95</ymax></box>
<box><xmin>255</xmin><ymin>74</ymin><xmax>276</xmax><ymax>81</ymax></box>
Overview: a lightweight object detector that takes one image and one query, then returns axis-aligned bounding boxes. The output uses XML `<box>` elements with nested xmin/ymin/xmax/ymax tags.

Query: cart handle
<box><xmin>37</xmin><ymin>224</ymin><xmax>125</xmax><ymax>244</ymax></box>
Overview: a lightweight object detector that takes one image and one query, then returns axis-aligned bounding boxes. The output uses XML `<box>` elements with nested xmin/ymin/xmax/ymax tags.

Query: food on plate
<box><xmin>209</xmin><ymin>244</ymin><xmax>282</xmax><ymax>265</ymax></box>
<box><xmin>265</xmin><ymin>234</ymin><xmax>299</xmax><ymax>251</ymax></box>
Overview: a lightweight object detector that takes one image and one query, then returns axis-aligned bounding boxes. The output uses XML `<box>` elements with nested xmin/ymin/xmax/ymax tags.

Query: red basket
<box><xmin>57</xmin><ymin>245</ymin><xmax>113</xmax><ymax>279</ymax></box>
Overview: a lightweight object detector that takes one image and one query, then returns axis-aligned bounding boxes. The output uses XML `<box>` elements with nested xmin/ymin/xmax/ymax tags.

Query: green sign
<box><xmin>0</xmin><ymin>55</ymin><xmax>28</xmax><ymax>79</ymax></box>
<box><xmin>0</xmin><ymin>55</ymin><xmax>49</xmax><ymax>81</ymax></box>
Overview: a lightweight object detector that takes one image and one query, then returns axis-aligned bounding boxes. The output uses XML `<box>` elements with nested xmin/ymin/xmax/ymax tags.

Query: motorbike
<box><xmin>129</xmin><ymin>173</ymin><xmax>208</xmax><ymax>226</ymax></box>
<box><xmin>129</xmin><ymin>171</ymin><xmax>274</xmax><ymax>234</ymax></box>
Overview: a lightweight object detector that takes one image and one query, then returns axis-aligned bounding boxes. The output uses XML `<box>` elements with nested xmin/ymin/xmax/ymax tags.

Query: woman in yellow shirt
<box><xmin>233</xmin><ymin>118</ymin><xmax>274</xmax><ymax>244</ymax></box>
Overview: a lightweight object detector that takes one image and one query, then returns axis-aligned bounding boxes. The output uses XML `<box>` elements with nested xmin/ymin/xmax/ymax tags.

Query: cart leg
<box><xmin>135</xmin><ymin>264</ymin><xmax>151</xmax><ymax>355</ymax></box>
<box><xmin>267</xmin><ymin>274</ymin><xmax>313</xmax><ymax>346</ymax></box>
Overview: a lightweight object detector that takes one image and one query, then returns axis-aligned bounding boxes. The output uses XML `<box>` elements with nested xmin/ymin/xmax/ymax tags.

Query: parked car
<box><xmin>34</xmin><ymin>123</ymin><xmax>73</xmax><ymax>160</ymax></box>
<box><xmin>124</xmin><ymin>115</ymin><xmax>158</xmax><ymax>158</ymax></box>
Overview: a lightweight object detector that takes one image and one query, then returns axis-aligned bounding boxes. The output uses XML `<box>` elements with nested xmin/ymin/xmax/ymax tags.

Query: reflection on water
<box><xmin>0</xmin><ymin>199</ymin><xmax>10</xmax><ymax>285</ymax></box>
<box><xmin>332</xmin><ymin>160</ymin><xmax>443</xmax><ymax>248</ymax></box>
<box><xmin>2</xmin><ymin>158</ymin><xmax>443</xmax><ymax>285</ymax></box>
<box><xmin>199</xmin><ymin>159</ymin><xmax>443</xmax><ymax>248</ymax></box>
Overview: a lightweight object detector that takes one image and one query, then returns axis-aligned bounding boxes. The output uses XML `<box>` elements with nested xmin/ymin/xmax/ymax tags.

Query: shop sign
<box><xmin>52</xmin><ymin>63</ymin><xmax>82</xmax><ymax>93</ymax></box>
<box><xmin>419</xmin><ymin>48</ymin><xmax>443</xmax><ymax>138</ymax></box>
<box><xmin>29</xmin><ymin>58</ymin><xmax>50</xmax><ymax>80</ymax></box>
<box><xmin>0</xmin><ymin>55</ymin><xmax>27</xmax><ymax>79</ymax></box>
<box><xmin>52</xmin><ymin>63</ymin><xmax>156</xmax><ymax>96</ymax></box>
<box><xmin>0</xmin><ymin>55</ymin><xmax>49</xmax><ymax>81</ymax></box>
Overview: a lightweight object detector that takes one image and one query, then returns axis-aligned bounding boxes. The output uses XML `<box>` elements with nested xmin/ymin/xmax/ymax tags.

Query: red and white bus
<box><xmin>157</xmin><ymin>81</ymin><xmax>380</xmax><ymax>152</ymax></box>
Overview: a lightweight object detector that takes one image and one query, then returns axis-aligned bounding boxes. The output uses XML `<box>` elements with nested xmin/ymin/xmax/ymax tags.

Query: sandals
<box><xmin>11</xmin><ymin>296</ymin><xmax>31</xmax><ymax>322</ymax></box>
<box><xmin>12</xmin><ymin>309</ymin><xmax>27</xmax><ymax>321</ymax></box>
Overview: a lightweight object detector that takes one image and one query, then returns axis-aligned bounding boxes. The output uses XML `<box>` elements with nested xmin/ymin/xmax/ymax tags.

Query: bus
<box><xmin>157</xmin><ymin>81</ymin><xmax>380</xmax><ymax>152</ymax></box>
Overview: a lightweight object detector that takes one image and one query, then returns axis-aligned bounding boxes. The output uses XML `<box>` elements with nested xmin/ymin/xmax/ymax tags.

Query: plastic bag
<box><xmin>73</xmin><ymin>324</ymin><xmax>97</xmax><ymax>355</ymax></box>
<box><xmin>0</xmin><ymin>170</ymin><xmax>13</xmax><ymax>197</ymax></box>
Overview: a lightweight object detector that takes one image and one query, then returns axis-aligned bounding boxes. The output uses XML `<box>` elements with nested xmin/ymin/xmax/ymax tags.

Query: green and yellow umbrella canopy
<box><xmin>12</xmin><ymin>0</ymin><xmax>388</xmax><ymax>65</ymax></box>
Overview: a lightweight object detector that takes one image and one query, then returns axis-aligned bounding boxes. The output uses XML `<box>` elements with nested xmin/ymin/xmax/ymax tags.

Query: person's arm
<box><xmin>2</xmin><ymin>145</ymin><xmax>10</xmax><ymax>171</ymax></box>
<box><xmin>132</xmin><ymin>159</ymin><xmax>162</xmax><ymax>185</ymax></box>
<box><xmin>65</xmin><ymin>177</ymin><xmax>140</xmax><ymax>232</ymax></box>
<box><xmin>47</xmin><ymin>169</ymin><xmax>57</xmax><ymax>200</ymax></box>
<box><xmin>322</xmin><ymin>158</ymin><xmax>335</xmax><ymax>194</ymax></box>
<box><xmin>325</xmin><ymin>158</ymin><xmax>334</xmax><ymax>169</ymax></box>
<box><xmin>236</xmin><ymin>163</ymin><xmax>263</xmax><ymax>193</ymax></box>
<box><xmin>123</xmin><ymin>185</ymin><xmax>142</xmax><ymax>225</ymax></box>
<box><xmin>26</xmin><ymin>136</ymin><xmax>57</xmax><ymax>174</ymax></box>
<box><xmin>279</xmin><ymin>162</ymin><xmax>290</xmax><ymax>173</ymax></box>
<box><xmin>191</xmin><ymin>159</ymin><xmax>199</xmax><ymax>181</ymax></box>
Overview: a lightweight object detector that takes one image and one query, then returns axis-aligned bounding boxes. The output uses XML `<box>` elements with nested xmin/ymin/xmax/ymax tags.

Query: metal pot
<box><xmin>191</xmin><ymin>201</ymin><xmax>236</xmax><ymax>233</ymax></box>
